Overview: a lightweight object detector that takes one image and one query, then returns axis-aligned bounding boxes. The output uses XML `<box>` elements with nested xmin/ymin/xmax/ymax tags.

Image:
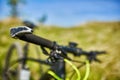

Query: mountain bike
<box><xmin>2</xmin><ymin>26</ymin><xmax>106</xmax><ymax>80</ymax></box>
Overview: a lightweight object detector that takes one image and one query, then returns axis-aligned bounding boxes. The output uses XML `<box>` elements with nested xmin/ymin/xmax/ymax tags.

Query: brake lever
<box><xmin>94</xmin><ymin>51</ymin><xmax>106</xmax><ymax>55</ymax></box>
<box><xmin>94</xmin><ymin>57</ymin><xmax>102</xmax><ymax>63</ymax></box>
<box><xmin>40</xmin><ymin>46</ymin><xmax>49</xmax><ymax>55</ymax></box>
<box><xmin>87</xmin><ymin>55</ymin><xmax>101</xmax><ymax>63</ymax></box>
<box><xmin>87</xmin><ymin>51</ymin><xmax>106</xmax><ymax>63</ymax></box>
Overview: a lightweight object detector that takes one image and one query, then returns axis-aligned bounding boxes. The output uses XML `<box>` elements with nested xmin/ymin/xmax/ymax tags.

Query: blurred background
<box><xmin>0</xmin><ymin>0</ymin><xmax>120</xmax><ymax>80</ymax></box>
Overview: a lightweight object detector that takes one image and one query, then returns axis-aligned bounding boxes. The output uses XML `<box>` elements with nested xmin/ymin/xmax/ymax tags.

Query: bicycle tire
<box><xmin>2</xmin><ymin>42</ymin><xmax>23</xmax><ymax>80</ymax></box>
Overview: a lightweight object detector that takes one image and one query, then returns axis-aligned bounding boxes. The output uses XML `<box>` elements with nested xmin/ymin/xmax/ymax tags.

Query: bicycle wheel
<box><xmin>2</xmin><ymin>42</ymin><xmax>23</xmax><ymax>80</ymax></box>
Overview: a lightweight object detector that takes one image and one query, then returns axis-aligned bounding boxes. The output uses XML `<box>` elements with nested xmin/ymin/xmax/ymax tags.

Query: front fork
<box><xmin>51</xmin><ymin>59</ymin><xmax>66</xmax><ymax>80</ymax></box>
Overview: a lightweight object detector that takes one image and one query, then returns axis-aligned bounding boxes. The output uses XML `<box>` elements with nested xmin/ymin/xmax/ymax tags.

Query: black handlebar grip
<box><xmin>17</xmin><ymin>33</ymin><xmax>55</xmax><ymax>49</ymax></box>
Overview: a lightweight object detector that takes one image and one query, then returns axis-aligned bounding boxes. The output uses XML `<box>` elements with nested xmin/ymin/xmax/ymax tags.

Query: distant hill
<box><xmin>0</xmin><ymin>17</ymin><xmax>22</xmax><ymax>27</ymax></box>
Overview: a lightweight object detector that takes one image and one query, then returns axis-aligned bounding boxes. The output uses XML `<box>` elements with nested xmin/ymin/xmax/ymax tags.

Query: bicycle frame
<box><xmin>8</xmin><ymin>26</ymin><xmax>106</xmax><ymax>80</ymax></box>
<box><xmin>19</xmin><ymin>42</ymin><xmax>66</xmax><ymax>80</ymax></box>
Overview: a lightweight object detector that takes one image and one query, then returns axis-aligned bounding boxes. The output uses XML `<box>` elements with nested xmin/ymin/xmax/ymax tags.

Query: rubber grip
<box><xmin>17</xmin><ymin>33</ymin><xmax>54</xmax><ymax>49</ymax></box>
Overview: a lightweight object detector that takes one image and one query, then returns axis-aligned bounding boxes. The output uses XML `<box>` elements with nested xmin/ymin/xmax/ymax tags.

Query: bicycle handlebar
<box><xmin>10</xmin><ymin>26</ymin><xmax>106</xmax><ymax>63</ymax></box>
<box><xmin>14</xmin><ymin>32</ymin><xmax>106</xmax><ymax>57</ymax></box>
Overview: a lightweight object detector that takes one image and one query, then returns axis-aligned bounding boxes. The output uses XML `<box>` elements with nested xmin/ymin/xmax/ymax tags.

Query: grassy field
<box><xmin>0</xmin><ymin>19</ymin><xmax>120</xmax><ymax>80</ymax></box>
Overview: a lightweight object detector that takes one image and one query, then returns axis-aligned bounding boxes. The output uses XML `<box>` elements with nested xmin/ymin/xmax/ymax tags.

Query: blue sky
<box><xmin>0</xmin><ymin>0</ymin><xmax>120</xmax><ymax>27</ymax></box>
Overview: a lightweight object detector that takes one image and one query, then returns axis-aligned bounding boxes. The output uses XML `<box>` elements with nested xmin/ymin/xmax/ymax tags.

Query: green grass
<box><xmin>0</xmin><ymin>20</ymin><xmax>120</xmax><ymax>80</ymax></box>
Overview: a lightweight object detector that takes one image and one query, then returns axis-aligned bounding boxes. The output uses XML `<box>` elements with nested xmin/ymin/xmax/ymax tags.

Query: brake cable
<box><xmin>48</xmin><ymin>59</ymin><xmax>81</xmax><ymax>80</ymax></box>
<box><xmin>83</xmin><ymin>60</ymin><xmax>90</xmax><ymax>80</ymax></box>
<box><xmin>64</xmin><ymin>59</ymin><xmax>81</xmax><ymax>80</ymax></box>
<box><xmin>48</xmin><ymin>70</ymin><xmax>62</xmax><ymax>80</ymax></box>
